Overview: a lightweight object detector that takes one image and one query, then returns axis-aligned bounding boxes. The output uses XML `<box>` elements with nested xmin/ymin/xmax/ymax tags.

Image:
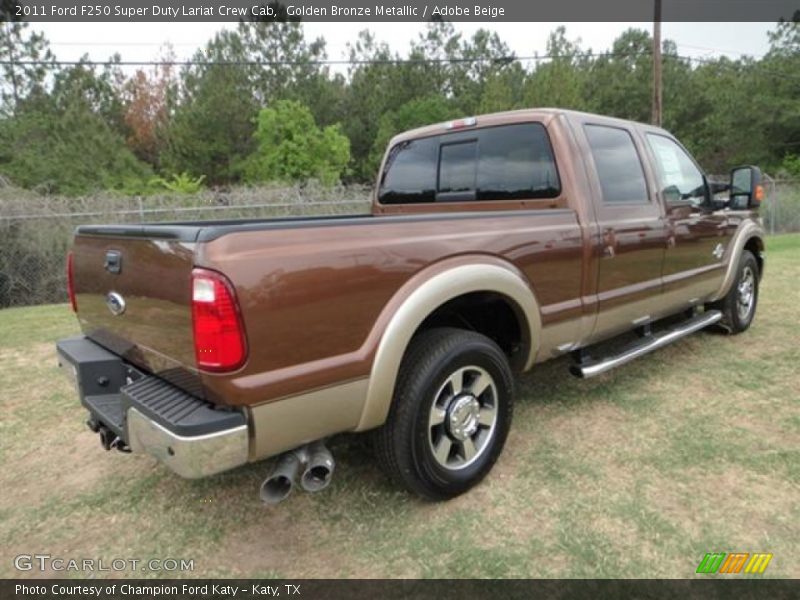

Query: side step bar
<box><xmin>570</xmin><ymin>310</ymin><xmax>723</xmax><ymax>379</ymax></box>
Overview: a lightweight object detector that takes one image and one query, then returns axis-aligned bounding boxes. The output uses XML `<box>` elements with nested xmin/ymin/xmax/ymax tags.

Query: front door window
<box><xmin>646</xmin><ymin>134</ymin><xmax>707</xmax><ymax>209</ymax></box>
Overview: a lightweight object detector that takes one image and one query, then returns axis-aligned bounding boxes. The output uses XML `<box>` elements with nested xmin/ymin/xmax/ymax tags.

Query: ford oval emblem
<box><xmin>106</xmin><ymin>292</ymin><xmax>126</xmax><ymax>316</ymax></box>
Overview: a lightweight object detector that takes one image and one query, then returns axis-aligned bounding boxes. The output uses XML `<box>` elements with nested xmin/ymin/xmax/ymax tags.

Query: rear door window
<box><xmin>584</xmin><ymin>125</ymin><xmax>649</xmax><ymax>204</ymax></box>
<box><xmin>378</xmin><ymin>123</ymin><xmax>560</xmax><ymax>204</ymax></box>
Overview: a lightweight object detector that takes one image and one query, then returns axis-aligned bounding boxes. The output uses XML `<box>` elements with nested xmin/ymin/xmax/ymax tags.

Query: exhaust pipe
<box><xmin>259</xmin><ymin>447</ymin><xmax>307</xmax><ymax>505</ymax></box>
<box><xmin>260</xmin><ymin>440</ymin><xmax>336</xmax><ymax>504</ymax></box>
<box><xmin>300</xmin><ymin>441</ymin><xmax>335</xmax><ymax>493</ymax></box>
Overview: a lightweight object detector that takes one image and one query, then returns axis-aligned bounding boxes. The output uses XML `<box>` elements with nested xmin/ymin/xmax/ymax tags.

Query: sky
<box><xmin>31</xmin><ymin>22</ymin><xmax>777</xmax><ymax>71</ymax></box>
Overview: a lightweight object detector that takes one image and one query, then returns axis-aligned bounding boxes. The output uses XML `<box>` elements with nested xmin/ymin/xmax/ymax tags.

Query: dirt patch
<box><xmin>215</xmin><ymin>507</ymin><xmax>383</xmax><ymax>578</ymax></box>
<box><xmin>644</xmin><ymin>466</ymin><xmax>799</xmax><ymax>546</ymax></box>
<box><xmin>0</xmin><ymin>405</ymin><xmax>120</xmax><ymax>511</ymax></box>
<box><xmin>727</xmin><ymin>416</ymin><xmax>800</xmax><ymax>448</ymax></box>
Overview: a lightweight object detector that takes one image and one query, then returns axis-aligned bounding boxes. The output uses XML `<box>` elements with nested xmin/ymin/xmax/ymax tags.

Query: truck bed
<box><xmin>72</xmin><ymin>207</ymin><xmax>583</xmax><ymax>407</ymax></box>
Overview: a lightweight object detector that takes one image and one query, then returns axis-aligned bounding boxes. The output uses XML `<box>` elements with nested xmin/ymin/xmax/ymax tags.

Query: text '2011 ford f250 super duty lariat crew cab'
<box><xmin>57</xmin><ymin>109</ymin><xmax>766</xmax><ymax>502</ymax></box>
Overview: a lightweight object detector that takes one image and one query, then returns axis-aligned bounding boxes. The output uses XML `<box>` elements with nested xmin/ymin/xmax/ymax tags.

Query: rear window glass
<box><xmin>378</xmin><ymin>123</ymin><xmax>560</xmax><ymax>204</ymax></box>
<box><xmin>439</xmin><ymin>141</ymin><xmax>478</xmax><ymax>194</ymax></box>
<box><xmin>584</xmin><ymin>125</ymin><xmax>649</xmax><ymax>204</ymax></box>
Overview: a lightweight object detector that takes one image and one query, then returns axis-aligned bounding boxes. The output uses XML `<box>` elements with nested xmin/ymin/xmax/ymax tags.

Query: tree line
<box><xmin>1</xmin><ymin>18</ymin><xmax>799</xmax><ymax>196</ymax></box>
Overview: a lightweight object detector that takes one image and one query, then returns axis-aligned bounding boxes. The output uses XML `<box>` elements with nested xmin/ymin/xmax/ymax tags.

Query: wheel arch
<box><xmin>355</xmin><ymin>257</ymin><xmax>541</xmax><ymax>432</ymax></box>
<box><xmin>708</xmin><ymin>221</ymin><xmax>766</xmax><ymax>302</ymax></box>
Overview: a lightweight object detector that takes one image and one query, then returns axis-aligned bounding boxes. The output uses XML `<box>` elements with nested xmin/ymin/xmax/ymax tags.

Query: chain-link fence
<box><xmin>762</xmin><ymin>176</ymin><xmax>800</xmax><ymax>236</ymax></box>
<box><xmin>0</xmin><ymin>184</ymin><xmax>372</xmax><ymax>308</ymax></box>
<box><xmin>1</xmin><ymin>178</ymin><xmax>798</xmax><ymax>309</ymax></box>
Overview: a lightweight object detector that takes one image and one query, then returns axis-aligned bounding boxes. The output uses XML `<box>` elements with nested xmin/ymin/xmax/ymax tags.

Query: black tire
<box><xmin>373</xmin><ymin>327</ymin><xmax>514</xmax><ymax>500</ymax></box>
<box><xmin>709</xmin><ymin>250</ymin><xmax>759</xmax><ymax>334</ymax></box>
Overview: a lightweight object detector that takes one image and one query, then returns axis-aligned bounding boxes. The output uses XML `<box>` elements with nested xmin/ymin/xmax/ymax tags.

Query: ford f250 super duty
<box><xmin>57</xmin><ymin>109</ymin><xmax>766</xmax><ymax>502</ymax></box>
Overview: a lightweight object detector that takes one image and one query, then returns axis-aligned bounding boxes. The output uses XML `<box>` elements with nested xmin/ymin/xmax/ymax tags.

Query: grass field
<box><xmin>1</xmin><ymin>235</ymin><xmax>798</xmax><ymax>579</ymax></box>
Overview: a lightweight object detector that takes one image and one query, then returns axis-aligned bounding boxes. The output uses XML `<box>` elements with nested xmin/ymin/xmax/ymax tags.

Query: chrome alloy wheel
<box><xmin>737</xmin><ymin>265</ymin><xmax>756</xmax><ymax>321</ymax></box>
<box><xmin>427</xmin><ymin>366</ymin><xmax>498</xmax><ymax>470</ymax></box>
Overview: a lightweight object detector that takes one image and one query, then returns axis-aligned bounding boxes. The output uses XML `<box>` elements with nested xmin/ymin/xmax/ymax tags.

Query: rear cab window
<box><xmin>378</xmin><ymin>122</ymin><xmax>561</xmax><ymax>205</ymax></box>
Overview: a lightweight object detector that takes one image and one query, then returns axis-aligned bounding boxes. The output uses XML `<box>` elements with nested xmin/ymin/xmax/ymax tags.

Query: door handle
<box><xmin>602</xmin><ymin>229</ymin><xmax>616</xmax><ymax>258</ymax></box>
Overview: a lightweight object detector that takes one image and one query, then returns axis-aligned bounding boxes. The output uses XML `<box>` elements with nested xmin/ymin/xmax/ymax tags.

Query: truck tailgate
<box><xmin>71</xmin><ymin>231</ymin><xmax>200</xmax><ymax>394</ymax></box>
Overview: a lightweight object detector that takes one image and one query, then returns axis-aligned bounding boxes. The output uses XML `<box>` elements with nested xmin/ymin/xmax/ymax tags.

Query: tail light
<box><xmin>66</xmin><ymin>251</ymin><xmax>77</xmax><ymax>312</ymax></box>
<box><xmin>191</xmin><ymin>268</ymin><xmax>247</xmax><ymax>372</ymax></box>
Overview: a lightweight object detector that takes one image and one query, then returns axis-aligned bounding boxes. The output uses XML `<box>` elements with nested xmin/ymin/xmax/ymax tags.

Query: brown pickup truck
<box><xmin>57</xmin><ymin>108</ymin><xmax>766</xmax><ymax>502</ymax></box>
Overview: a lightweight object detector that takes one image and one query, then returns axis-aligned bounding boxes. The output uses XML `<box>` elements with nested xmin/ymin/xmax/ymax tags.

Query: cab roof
<box><xmin>389</xmin><ymin>107</ymin><xmax>670</xmax><ymax>146</ymax></box>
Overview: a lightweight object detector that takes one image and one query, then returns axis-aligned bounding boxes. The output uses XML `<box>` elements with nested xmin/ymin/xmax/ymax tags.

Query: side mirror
<box><xmin>729</xmin><ymin>166</ymin><xmax>764</xmax><ymax>210</ymax></box>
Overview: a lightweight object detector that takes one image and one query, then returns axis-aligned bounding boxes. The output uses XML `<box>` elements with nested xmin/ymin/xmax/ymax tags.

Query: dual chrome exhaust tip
<box><xmin>260</xmin><ymin>441</ymin><xmax>335</xmax><ymax>505</ymax></box>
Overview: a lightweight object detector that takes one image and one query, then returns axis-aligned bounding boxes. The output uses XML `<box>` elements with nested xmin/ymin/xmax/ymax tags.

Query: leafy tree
<box><xmin>0</xmin><ymin>21</ymin><xmax>55</xmax><ymax>116</ymax></box>
<box><xmin>241</xmin><ymin>100</ymin><xmax>350</xmax><ymax>185</ymax></box>
<box><xmin>406</xmin><ymin>22</ymin><xmax>460</xmax><ymax>99</ymax></box>
<box><xmin>478</xmin><ymin>63</ymin><xmax>526</xmax><ymax>113</ymax></box>
<box><xmin>523</xmin><ymin>27</ymin><xmax>591</xmax><ymax>111</ymax></box>
<box><xmin>238</xmin><ymin>22</ymin><xmax>327</xmax><ymax>106</ymax></box>
<box><xmin>585</xmin><ymin>28</ymin><xmax>653</xmax><ymax>122</ymax></box>
<box><xmin>0</xmin><ymin>64</ymin><xmax>151</xmax><ymax>194</ymax></box>
<box><xmin>779</xmin><ymin>154</ymin><xmax>800</xmax><ymax>177</ymax></box>
<box><xmin>342</xmin><ymin>31</ymin><xmax>410</xmax><ymax>180</ymax></box>
<box><xmin>162</xmin><ymin>30</ymin><xmax>258</xmax><ymax>185</ymax></box>
<box><xmin>768</xmin><ymin>18</ymin><xmax>800</xmax><ymax>57</ymax></box>
<box><xmin>761</xmin><ymin>20</ymin><xmax>800</xmax><ymax>169</ymax></box>
<box><xmin>3</xmin><ymin>20</ymin><xmax>800</xmax><ymax>191</ymax></box>
<box><xmin>122</xmin><ymin>46</ymin><xmax>177</xmax><ymax>166</ymax></box>
<box><xmin>446</xmin><ymin>28</ymin><xmax>515</xmax><ymax>115</ymax></box>
<box><xmin>51</xmin><ymin>56</ymin><xmax>127</xmax><ymax>136</ymax></box>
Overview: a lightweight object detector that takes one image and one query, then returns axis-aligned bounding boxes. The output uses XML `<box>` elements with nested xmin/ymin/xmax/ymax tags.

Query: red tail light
<box><xmin>66</xmin><ymin>251</ymin><xmax>78</xmax><ymax>312</ymax></box>
<box><xmin>191</xmin><ymin>268</ymin><xmax>247</xmax><ymax>372</ymax></box>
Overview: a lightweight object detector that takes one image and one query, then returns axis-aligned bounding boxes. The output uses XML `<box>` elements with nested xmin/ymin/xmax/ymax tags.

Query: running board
<box><xmin>570</xmin><ymin>310</ymin><xmax>723</xmax><ymax>379</ymax></box>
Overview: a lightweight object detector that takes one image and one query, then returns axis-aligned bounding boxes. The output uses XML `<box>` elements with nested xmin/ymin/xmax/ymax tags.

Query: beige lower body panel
<box><xmin>576</xmin><ymin>267</ymin><xmax>725</xmax><ymax>350</ymax></box>
<box><xmin>247</xmin><ymin>378</ymin><xmax>369</xmax><ymax>461</ymax></box>
<box><xmin>661</xmin><ymin>267</ymin><xmax>724</xmax><ymax>314</ymax></box>
<box><xmin>536</xmin><ymin>315</ymin><xmax>584</xmax><ymax>361</ymax></box>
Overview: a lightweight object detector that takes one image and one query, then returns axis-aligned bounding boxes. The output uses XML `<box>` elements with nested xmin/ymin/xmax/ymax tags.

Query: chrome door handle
<box><xmin>602</xmin><ymin>228</ymin><xmax>616</xmax><ymax>258</ymax></box>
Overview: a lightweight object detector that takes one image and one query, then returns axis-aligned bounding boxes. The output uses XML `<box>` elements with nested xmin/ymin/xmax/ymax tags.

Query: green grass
<box><xmin>1</xmin><ymin>234</ymin><xmax>798</xmax><ymax>579</ymax></box>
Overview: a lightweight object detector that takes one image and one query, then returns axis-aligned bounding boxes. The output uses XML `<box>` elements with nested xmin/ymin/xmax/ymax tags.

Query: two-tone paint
<box><xmin>70</xmin><ymin>108</ymin><xmax>765</xmax><ymax>464</ymax></box>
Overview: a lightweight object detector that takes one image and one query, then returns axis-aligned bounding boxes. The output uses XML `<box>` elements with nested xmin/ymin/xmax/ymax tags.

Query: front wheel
<box><xmin>709</xmin><ymin>249</ymin><xmax>760</xmax><ymax>334</ymax></box>
<box><xmin>373</xmin><ymin>327</ymin><xmax>514</xmax><ymax>500</ymax></box>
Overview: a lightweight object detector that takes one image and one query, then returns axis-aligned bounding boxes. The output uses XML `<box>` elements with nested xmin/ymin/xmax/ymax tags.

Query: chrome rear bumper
<box><xmin>126</xmin><ymin>407</ymin><xmax>248</xmax><ymax>478</ymax></box>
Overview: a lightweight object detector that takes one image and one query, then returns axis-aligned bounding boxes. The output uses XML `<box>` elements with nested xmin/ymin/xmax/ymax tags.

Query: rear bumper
<box><xmin>56</xmin><ymin>336</ymin><xmax>249</xmax><ymax>478</ymax></box>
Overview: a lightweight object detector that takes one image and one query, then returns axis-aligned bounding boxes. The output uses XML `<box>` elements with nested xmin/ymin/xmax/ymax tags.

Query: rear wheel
<box><xmin>710</xmin><ymin>250</ymin><xmax>759</xmax><ymax>334</ymax></box>
<box><xmin>373</xmin><ymin>327</ymin><xmax>514</xmax><ymax>500</ymax></box>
